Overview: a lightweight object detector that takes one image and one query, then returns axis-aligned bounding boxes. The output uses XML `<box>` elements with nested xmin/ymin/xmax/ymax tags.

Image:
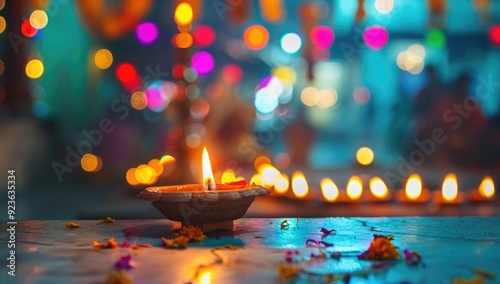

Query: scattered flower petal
<box><xmin>104</xmin><ymin>270</ymin><xmax>133</xmax><ymax>284</ymax></box>
<box><xmin>162</xmin><ymin>236</ymin><xmax>189</xmax><ymax>249</ymax></box>
<box><xmin>474</xmin><ymin>268</ymin><xmax>495</xmax><ymax>280</ymax></box>
<box><xmin>311</xmin><ymin>251</ymin><xmax>327</xmax><ymax>259</ymax></box>
<box><xmin>305</xmin><ymin>239</ymin><xmax>333</xmax><ymax>248</ymax></box>
<box><xmin>320</xmin><ymin>227</ymin><xmax>336</xmax><ymax>237</ymax></box>
<box><xmin>277</xmin><ymin>264</ymin><xmax>301</xmax><ymax>281</ymax></box>
<box><xmin>453</xmin><ymin>275</ymin><xmax>485</xmax><ymax>284</ymax></box>
<box><xmin>175</xmin><ymin>225</ymin><xmax>207</xmax><ymax>242</ymax></box>
<box><xmin>100</xmin><ymin>217</ymin><xmax>116</xmax><ymax>223</ymax></box>
<box><xmin>94</xmin><ymin>237</ymin><xmax>119</xmax><ymax>249</ymax></box>
<box><xmin>403</xmin><ymin>249</ymin><xmax>422</xmax><ymax>265</ymax></box>
<box><xmin>118</xmin><ymin>240</ymin><xmax>152</xmax><ymax>249</ymax></box>
<box><xmin>115</xmin><ymin>255</ymin><xmax>135</xmax><ymax>269</ymax></box>
<box><xmin>358</xmin><ymin>234</ymin><xmax>400</xmax><ymax>260</ymax></box>
<box><xmin>66</xmin><ymin>222</ymin><xmax>80</xmax><ymax>228</ymax></box>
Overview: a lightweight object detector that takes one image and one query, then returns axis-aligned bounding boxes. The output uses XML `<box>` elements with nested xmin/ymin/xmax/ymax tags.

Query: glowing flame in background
<box><xmin>442</xmin><ymin>173</ymin><xmax>458</xmax><ymax>201</ymax></box>
<box><xmin>369</xmin><ymin>177</ymin><xmax>389</xmax><ymax>199</ymax></box>
<box><xmin>346</xmin><ymin>176</ymin><xmax>363</xmax><ymax>200</ymax></box>
<box><xmin>321</xmin><ymin>178</ymin><xmax>339</xmax><ymax>202</ymax></box>
<box><xmin>405</xmin><ymin>174</ymin><xmax>422</xmax><ymax>200</ymax></box>
<box><xmin>291</xmin><ymin>171</ymin><xmax>309</xmax><ymax>198</ymax></box>
<box><xmin>479</xmin><ymin>176</ymin><xmax>495</xmax><ymax>199</ymax></box>
<box><xmin>274</xmin><ymin>174</ymin><xmax>289</xmax><ymax>194</ymax></box>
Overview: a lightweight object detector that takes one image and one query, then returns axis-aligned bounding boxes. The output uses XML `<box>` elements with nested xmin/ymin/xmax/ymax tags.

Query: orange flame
<box><xmin>369</xmin><ymin>177</ymin><xmax>389</xmax><ymax>199</ymax></box>
<box><xmin>291</xmin><ymin>171</ymin><xmax>309</xmax><ymax>198</ymax></box>
<box><xmin>346</xmin><ymin>176</ymin><xmax>363</xmax><ymax>200</ymax></box>
<box><xmin>478</xmin><ymin>176</ymin><xmax>495</xmax><ymax>199</ymax></box>
<box><xmin>202</xmin><ymin>147</ymin><xmax>216</xmax><ymax>190</ymax></box>
<box><xmin>442</xmin><ymin>173</ymin><xmax>458</xmax><ymax>201</ymax></box>
<box><xmin>321</xmin><ymin>178</ymin><xmax>339</xmax><ymax>202</ymax></box>
<box><xmin>405</xmin><ymin>174</ymin><xmax>422</xmax><ymax>200</ymax></box>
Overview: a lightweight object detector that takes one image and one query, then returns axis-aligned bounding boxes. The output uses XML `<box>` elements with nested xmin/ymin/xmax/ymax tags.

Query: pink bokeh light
<box><xmin>310</xmin><ymin>26</ymin><xmax>334</xmax><ymax>50</ymax></box>
<box><xmin>136</xmin><ymin>22</ymin><xmax>159</xmax><ymax>45</ymax></box>
<box><xmin>363</xmin><ymin>25</ymin><xmax>389</xmax><ymax>50</ymax></box>
<box><xmin>191</xmin><ymin>51</ymin><xmax>215</xmax><ymax>76</ymax></box>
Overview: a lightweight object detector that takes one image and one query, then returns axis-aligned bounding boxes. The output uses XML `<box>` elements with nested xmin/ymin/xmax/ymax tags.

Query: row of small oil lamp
<box><xmin>245</xmin><ymin>170</ymin><xmax>496</xmax><ymax>204</ymax></box>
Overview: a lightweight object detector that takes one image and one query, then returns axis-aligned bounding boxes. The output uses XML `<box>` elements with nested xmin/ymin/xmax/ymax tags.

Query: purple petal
<box><xmin>403</xmin><ymin>249</ymin><xmax>412</xmax><ymax>259</ymax></box>
<box><xmin>320</xmin><ymin>227</ymin><xmax>336</xmax><ymax>235</ymax></box>
<box><xmin>306</xmin><ymin>239</ymin><xmax>320</xmax><ymax>246</ymax></box>
<box><xmin>320</xmin><ymin>241</ymin><xmax>333</xmax><ymax>247</ymax></box>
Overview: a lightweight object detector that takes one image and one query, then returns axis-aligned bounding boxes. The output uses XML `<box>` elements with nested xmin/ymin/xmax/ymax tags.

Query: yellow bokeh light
<box><xmin>356</xmin><ymin>147</ymin><xmax>374</xmax><ymax>166</ymax></box>
<box><xmin>259</xmin><ymin>164</ymin><xmax>281</xmax><ymax>187</ymax></box>
<box><xmin>346</xmin><ymin>176</ymin><xmax>363</xmax><ymax>200</ymax></box>
<box><xmin>160</xmin><ymin>155</ymin><xmax>176</xmax><ymax>165</ymax></box>
<box><xmin>0</xmin><ymin>0</ymin><xmax>5</xmax><ymax>10</ymax></box>
<box><xmin>478</xmin><ymin>176</ymin><xmax>495</xmax><ymax>199</ymax></box>
<box><xmin>126</xmin><ymin>168</ymin><xmax>139</xmax><ymax>185</ymax></box>
<box><xmin>80</xmin><ymin>153</ymin><xmax>102</xmax><ymax>172</ymax></box>
<box><xmin>148</xmin><ymin>159</ymin><xmax>164</xmax><ymax>176</ymax></box>
<box><xmin>0</xmin><ymin>60</ymin><xmax>4</xmax><ymax>76</ymax></box>
<box><xmin>321</xmin><ymin>178</ymin><xmax>339</xmax><ymax>202</ymax></box>
<box><xmin>254</xmin><ymin>155</ymin><xmax>271</xmax><ymax>170</ymax></box>
<box><xmin>136</xmin><ymin>164</ymin><xmax>157</xmax><ymax>185</ymax></box>
<box><xmin>30</xmin><ymin>10</ymin><xmax>48</xmax><ymax>29</ymax></box>
<box><xmin>369</xmin><ymin>177</ymin><xmax>389</xmax><ymax>199</ymax></box>
<box><xmin>442</xmin><ymin>173</ymin><xmax>458</xmax><ymax>201</ymax></box>
<box><xmin>174</xmin><ymin>2</ymin><xmax>193</xmax><ymax>25</ymax></box>
<box><xmin>0</xmin><ymin>16</ymin><xmax>6</xmax><ymax>34</ymax></box>
<box><xmin>26</xmin><ymin>59</ymin><xmax>44</xmax><ymax>79</ymax></box>
<box><xmin>316</xmin><ymin>89</ymin><xmax>338</xmax><ymax>109</ymax></box>
<box><xmin>291</xmin><ymin>171</ymin><xmax>309</xmax><ymax>198</ymax></box>
<box><xmin>221</xmin><ymin>169</ymin><xmax>236</xmax><ymax>184</ymax></box>
<box><xmin>272</xmin><ymin>66</ymin><xmax>296</xmax><ymax>83</ymax></box>
<box><xmin>274</xmin><ymin>174</ymin><xmax>289</xmax><ymax>194</ymax></box>
<box><xmin>250</xmin><ymin>174</ymin><xmax>263</xmax><ymax>186</ymax></box>
<box><xmin>94</xmin><ymin>49</ymin><xmax>113</xmax><ymax>70</ymax></box>
<box><xmin>300</xmin><ymin>87</ymin><xmax>319</xmax><ymax>107</ymax></box>
<box><xmin>405</xmin><ymin>174</ymin><xmax>422</xmax><ymax>200</ymax></box>
<box><xmin>131</xmin><ymin>91</ymin><xmax>148</xmax><ymax>110</ymax></box>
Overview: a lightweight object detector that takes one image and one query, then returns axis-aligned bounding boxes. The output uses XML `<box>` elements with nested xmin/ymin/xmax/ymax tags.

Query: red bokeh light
<box><xmin>489</xmin><ymin>25</ymin><xmax>500</xmax><ymax>45</ymax></box>
<box><xmin>116</xmin><ymin>63</ymin><xmax>138</xmax><ymax>84</ymax></box>
<box><xmin>193</xmin><ymin>25</ymin><xmax>216</xmax><ymax>47</ymax></box>
<box><xmin>172</xmin><ymin>63</ymin><xmax>185</xmax><ymax>79</ymax></box>
<box><xmin>222</xmin><ymin>64</ymin><xmax>243</xmax><ymax>84</ymax></box>
<box><xmin>21</xmin><ymin>19</ymin><xmax>38</xmax><ymax>38</ymax></box>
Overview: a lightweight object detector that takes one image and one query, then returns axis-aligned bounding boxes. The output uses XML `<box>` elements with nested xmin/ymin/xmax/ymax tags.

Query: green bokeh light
<box><xmin>425</xmin><ymin>29</ymin><xmax>446</xmax><ymax>49</ymax></box>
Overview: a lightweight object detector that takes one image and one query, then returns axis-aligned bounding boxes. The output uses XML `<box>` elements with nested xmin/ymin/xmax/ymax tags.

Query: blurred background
<box><xmin>1</xmin><ymin>0</ymin><xmax>499</xmax><ymax>219</ymax></box>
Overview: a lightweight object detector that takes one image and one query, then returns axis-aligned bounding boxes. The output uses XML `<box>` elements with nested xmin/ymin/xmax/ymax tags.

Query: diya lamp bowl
<box><xmin>137</xmin><ymin>183</ymin><xmax>270</xmax><ymax>231</ymax></box>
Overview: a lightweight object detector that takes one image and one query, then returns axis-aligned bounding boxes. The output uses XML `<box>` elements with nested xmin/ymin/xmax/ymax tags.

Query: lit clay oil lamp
<box><xmin>137</xmin><ymin>147</ymin><xmax>270</xmax><ymax>231</ymax></box>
